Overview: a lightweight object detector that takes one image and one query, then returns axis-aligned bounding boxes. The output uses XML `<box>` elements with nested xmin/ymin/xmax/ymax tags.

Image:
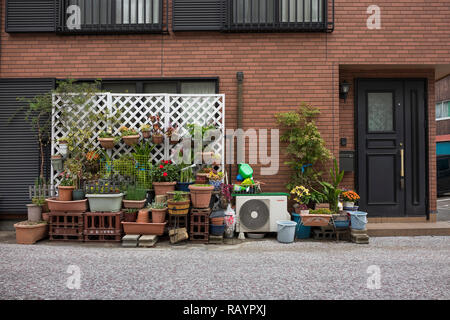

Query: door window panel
<box><xmin>367</xmin><ymin>92</ymin><xmax>394</xmax><ymax>132</ymax></box>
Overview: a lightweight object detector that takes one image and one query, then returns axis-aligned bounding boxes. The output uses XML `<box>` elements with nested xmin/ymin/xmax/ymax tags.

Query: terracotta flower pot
<box><xmin>42</xmin><ymin>212</ymin><xmax>50</xmax><ymax>222</ymax></box>
<box><xmin>46</xmin><ymin>198</ymin><xmax>88</xmax><ymax>213</ymax></box>
<box><xmin>123</xmin><ymin>211</ymin><xmax>138</xmax><ymax>222</ymax></box>
<box><xmin>189</xmin><ymin>184</ymin><xmax>214</xmax><ymax>208</ymax></box>
<box><xmin>27</xmin><ymin>204</ymin><xmax>42</xmax><ymax>222</ymax></box>
<box><xmin>58</xmin><ymin>186</ymin><xmax>75</xmax><ymax>201</ymax></box>
<box><xmin>123</xmin><ymin>135</ymin><xmax>140</xmax><ymax>146</ymax></box>
<box><xmin>152</xmin><ymin>135</ymin><xmax>164</xmax><ymax>144</ymax></box>
<box><xmin>136</xmin><ymin>209</ymin><xmax>150</xmax><ymax>223</ymax></box>
<box><xmin>142</xmin><ymin>130</ymin><xmax>151</xmax><ymax>139</ymax></box>
<box><xmin>98</xmin><ymin>137</ymin><xmax>115</xmax><ymax>149</ymax></box>
<box><xmin>153</xmin><ymin>181</ymin><xmax>176</xmax><ymax>196</ymax></box>
<box><xmin>14</xmin><ymin>221</ymin><xmax>48</xmax><ymax>244</ymax></box>
<box><xmin>122</xmin><ymin>221</ymin><xmax>166</xmax><ymax>236</ymax></box>
<box><xmin>210</xmin><ymin>217</ymin><xmax>224</xmax><ymax>225</ymax></box>
<box><xmin>195</xmin><ymin>173</ymin><xmax>209</xmax><ymax>184</ymax></box>
<box><xmin>300</xmin><ymin>213</ymin><xmax>332</xmax><ymax>227</ymax></box>
<box><xmin>167</xmin><ymin>200</ymin><xmax>190</xmax><ymax>215</ymax></box>
<box><xmin>123</xmin><ymin>199</ymin><xmax>147</xmax><ymax>209</ymax></box>
<box><xmin>151</xmin><ymin>208</ymin><xmax>167</xmax><ymax>223</ymax></box>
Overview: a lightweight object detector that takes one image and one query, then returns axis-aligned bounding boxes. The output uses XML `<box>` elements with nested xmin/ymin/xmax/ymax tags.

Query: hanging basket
<box><xmin>122</xmin><ymin>135</ymin><xmax>140</xmax><ymax>146</ymax></box>
<box><xmin>152</xmin><ymin>135</ymin><xmax>164</xmax><ymax>144</ymax></box>
<box><xmin>98</xmin><ymin>137</ymin><xmax>115</xmax><ymax>149</ymax></box>
<box><xmin>142</xmin><ymin>130</ymin><xmax>151</xmax><ymax>139</ymax></box>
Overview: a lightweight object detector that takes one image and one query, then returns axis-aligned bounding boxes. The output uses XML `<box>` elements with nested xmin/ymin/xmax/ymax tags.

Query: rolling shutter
<box><xmin>0</xmin><ymin>79</ymin><xmax>54</xmax><ymax>214</ymax></box>
<box><xmin>173</xmin><ymin>0</ymin><xmax>225</xmax><ymax>31</ymax></box>
<box><xmin>6</xmin><ymin>0</ymin><xmax>57</xmax><ymax>33</ymax></box>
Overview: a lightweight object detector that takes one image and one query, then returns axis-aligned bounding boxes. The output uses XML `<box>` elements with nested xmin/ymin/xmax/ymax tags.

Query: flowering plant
<box><xmin>152</xmin><ymin>160</ymin><xmax>179</xmax><ymax>182</ymax></box>
<box><xmin>59</xmin><ymin>171</ymin><xmax>74</xmax><ymax>187</ymax></box>
<box><xmin>86</xmin><ymin>150</ymin><xmax>100</xmax><ymax>163</ymax></box>
<box><xmin>150</xmin><ymin>115</ymin><xmax>163</xmax><ymax>136</ymax></box>
<box><xmin>341</xmin><ymin>191</ymin><xmax>360</xmax><ymax>202</ymax></box>
<box><xmin>166</xmin><ymin>124</ymin><xmax>179</xmax><ymax>138</ymax></box>
<box><xmin>140</xmin><ymin>124</ymin><xmax>151</xmax><ymax>132</ymax></box>
<box><xmin>290</xmin><ymin>185</ymin><xmax>310</xmax><ymax>204</ymax></box>
<box><xmin>119</xmin><ymin>126</ymin><xmax>138</xmax><ymax>137</ymax></box>
<box><xmin>207</xmin><ymin>171</ymin><xmax>224</xmax><ymax>181</ymax></box>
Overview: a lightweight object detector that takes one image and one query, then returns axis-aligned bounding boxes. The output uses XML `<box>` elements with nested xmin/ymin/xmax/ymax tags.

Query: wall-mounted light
<box><xmin>340</xmin><ymin>81</ymin><xmax>350</xmax><ymax>102</ymax></box>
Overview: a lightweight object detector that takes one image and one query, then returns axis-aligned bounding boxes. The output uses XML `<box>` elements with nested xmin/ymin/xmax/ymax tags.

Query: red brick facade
<box><xmin>1</xmin><ymin>0</ymin><xmax>449</xmax><ymax>215</ymax></box>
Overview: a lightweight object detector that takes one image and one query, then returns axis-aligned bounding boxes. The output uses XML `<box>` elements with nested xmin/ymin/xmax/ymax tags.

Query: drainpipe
<box><xmin>235</xmin><ymin>71</ymin><xmax>244</xmax><ymax>182</ymax></box>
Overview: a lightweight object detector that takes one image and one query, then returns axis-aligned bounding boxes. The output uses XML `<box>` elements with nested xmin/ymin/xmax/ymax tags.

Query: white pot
<box><xmin>300</xmin><ymin>209</ymin><xmax>310</xmax><ymax>215</ymax></box>
<box><xmin>60</xmin><ymin>143</ymin><xmax>68</xmax><ymax>156</ymax></box>
<box><xmin>343</xmin><ymin>201</ymin><xmax>355</xmax><ymax>208</ymax></box>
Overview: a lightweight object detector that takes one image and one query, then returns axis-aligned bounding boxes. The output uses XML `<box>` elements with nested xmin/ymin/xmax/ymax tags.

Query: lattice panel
<box><xmin>51</xmin><ymin>93</ymin><xmax>225</xmax><ymax>187</ymax></box>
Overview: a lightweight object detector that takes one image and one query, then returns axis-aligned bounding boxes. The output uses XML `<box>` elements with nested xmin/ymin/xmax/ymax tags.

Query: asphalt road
<box><xmin>0</xmin><ymin>236</ymin><xmax>448</xmax><ymax>300</ymax></box>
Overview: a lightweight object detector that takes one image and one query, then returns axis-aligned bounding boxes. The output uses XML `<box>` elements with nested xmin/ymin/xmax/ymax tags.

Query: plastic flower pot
<box><xmin>26</xmin><ymin>204</ymin><xmax>42</xmax><ymax>222</ymax></box>
<box><xmin>210</xmin><ymin>224</ymin><xmax>225</xmax><ymax>236</ymax></box>
<box><xmin>58</xmin><ymin>186</ymin><xmax>75</xmax><ymax>201</ymax></box>
<box><xmin>292</xmin><ymin>213</ymin><xmax>311</xmax><ymax>239</ymax></box>
<box><xmin>51</xmin><ymin>156</ymin><xmax>63</xmax><ymax>172</ymax></box>
<box><xmin>59</xmin><ymin>143</ymin><xmax>68</xmax><ymax>157</ymax></box>
<box><xmin>343</xmin><ymin>201</ymin><xmax>355</xmax><ymax>208</ymax></box>
<box><xmin>188</xmin><ymin>184</ymin><xmax>214</xmax><ymax>208</ymax></box>
<box><xmin>14</xmin><ymin>221</ymin><xmax>48</xmax><ymax>244</ymax></box>
<box><xmin>72</xmin><ymin>189</ymin><xmax>85</xmax><ymax>201</ymax></box>
<box><xmin>122</xmin><ymin>135</ymin><xmax>140</xmax><ymax>146</ymax></box>
<box><xmin>46</xmin><ymin>198</ymin><xmax>88</xmax><ymax>213</ymax></box>
<box><xmin>123</xmin><ymin>211</ymin><xmax>138</xmax><ymax>222</ymax></box>
<box><xmin>98</xmin><ymin>137</ymin><xmax>115</xmax><ymax>149</ymax></box>
<box><xmin>151</xmin><ymin>208</ymin><xmax>167</xmax><ymax>223</ymax></box>
<box><xmin>122</xmin><ymin>199</ymin><xmax>147</xmax><ymax>209</ymax></box>
<box><xmin>209</xmin><ymin>180</ymin><xmax>223</xmax><ymax>191</ymax></box>
<box><xmin>167</xmin><ymin>200</ymin><xmax>190</xmax><ymax>215</ymax></box>
<box><xmin>350</xmin><ymin>211</ymin><xmax>368</xmax><ymax>230</ymax></box>
<box><xmin>195</xmin><ymin>173</ymin><xmax>209</xmax><ymax>184</ymax></box>
<box><xmin>86</xmin><ymin>193</ymin><xmax>124</xmax><ymax>212</ymax></box>
<box><xmin>153</xmin><ymin>181</ymin><xmax>176</xmax><ymax>196</ymax></box>
<box><xmin>176</xmin><ymin>182</ymin><xmax>194</xmax><ymax>192</ymax></box>
<box><xmin>276</xmin><ymin>220</ymin><xmax>297</xmax><ymax>243</ymax></box>
<box><xmin>300</xmin><ymin>212</ymin><xmax>332</xmax><ymax>227</ymax></box>
<box><xmin>136</xmin><ymin>209</ymin><xmax>150</xmax><ymax>223</ymax></box>
<box><xmin>152</xmin><ymin>135</ymin><xmax>164</xmax><ymax>144</ymax></box>
<box><xmin>122</xmin><ymin>221</ymin><xmax>166</xmax><ymax>236</ymax></box>
<box><xmin>210</xmin><ymin>217</ymin><xmax>224</xmax><ymax>225</ymax></box>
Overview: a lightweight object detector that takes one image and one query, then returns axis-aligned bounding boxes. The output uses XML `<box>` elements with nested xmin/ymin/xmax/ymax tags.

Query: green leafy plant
<box><xmin>59</xmin><ymin>171</ymin><xmax>74</xmax><ymax>187</ymax></box>
<box><xmin>319</xmin><ymin>158</ymin><xmax>345</xmax><ymax>213</ymax></box>
<box><xmin>310</xmin><ymin>208</ymin><xmax>333</xmax><ymax>215</ymax></box>
<box><xmin>179</xmin><ymin>165</ymin><xmax>194</xmax><ymax>183</ymax></box>
<box><xmin>275</xmin><ymin>103</ymin><xmax>331</xmax><ymax>191</ymax></box>
<box><xmin>149</xmin><ymin>202</ymin><xmax>167</xmax><ymax>209</ymax></box>
<box><xmin>171</xmin><ymin>191</ymin><xmax>189</xmax><ymax>202</ymax></box>
<box><xmin>32</xmin><ymin>196</ymin><xmax>46</xmax><ymax>206</ymax></box>
<box><xmin>124</xmin><ymin>185</ymin><xmax>147</xmax><ymax>201</ymax></box>
<box><xmin>133</xmin><ymin>141</ymin><xmax>155</xmax><ymax>159</ymax></box>
<box><xmin>119</xmin><ymin>126</ymin><xmax>138</xmax><ymax>137</ymax></box>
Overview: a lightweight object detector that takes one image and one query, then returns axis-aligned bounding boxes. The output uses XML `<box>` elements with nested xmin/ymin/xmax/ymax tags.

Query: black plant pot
<box><xmin>72</xmin><ymin>189</ymin><xmax>85</xmax><ymax>201</ymax></box>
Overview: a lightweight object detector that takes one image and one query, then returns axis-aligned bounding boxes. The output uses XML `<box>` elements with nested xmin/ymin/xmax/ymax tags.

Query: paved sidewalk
<box><xmin>0</xmin><ymin>236</ymin><xmax>449</xmax><ymax>300</ymax></box>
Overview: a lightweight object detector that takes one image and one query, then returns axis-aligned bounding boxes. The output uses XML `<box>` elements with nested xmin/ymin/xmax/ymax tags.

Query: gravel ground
<box><xmin>0</xmin><ymin>236</ymin><xmax>449</xmax><ymax>300</ymax></box>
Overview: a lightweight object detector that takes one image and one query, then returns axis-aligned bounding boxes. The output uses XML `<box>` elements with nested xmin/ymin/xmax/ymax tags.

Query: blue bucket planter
<box><xmin>210</xmin><ymin>224</ymin><xmax>225</xmax><ymax>236</ymax></box>
<box><xmin>334</xmin><ymin>219</ymin><xmax>350</xmax><ymax>228</ymax></box>
<box><xmin>292</xmin><ymin>213</ymin><xmax>311</xmax><ymax>239</ymax></box>
<box><xmin>350</xmin><ymin>211</ymin><xmax>368</xmax><ymax>230</ymax></box>
<box><xmin>276</xmin><ymin>220</ymin><xmax>297</xmax><ymax>243</ymax></box>
<box><xmin>176</xmin><ymin>182</ymin><xmax>194</xmax><ymax>192</ymax></box>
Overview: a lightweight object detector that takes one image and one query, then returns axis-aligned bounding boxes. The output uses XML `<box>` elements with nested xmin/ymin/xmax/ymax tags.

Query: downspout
<box><xmin>235</xmin><ymin>72</ymin><xmax>244</xmax><ymax>182</ymax></box>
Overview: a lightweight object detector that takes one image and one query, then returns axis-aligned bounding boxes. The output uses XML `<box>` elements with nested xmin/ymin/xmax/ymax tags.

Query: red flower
<box><xmin>168</xmin><ymin>160</ymin><xmax>172</xmax><ymax>164</ymax></box>
<box><xmin>164</xmin><ymin>160</ymin><xmax>169</xmax><ymax>164</ymax></box>
<box><xmin>159</xmin><ymin>164</ymin><xmax>164</xmax><ymax>169</ymax></box>
<box><xmin>163</xmin><ymin>172</ymin><xmax>168</xmax><ymax>177</ymax></box>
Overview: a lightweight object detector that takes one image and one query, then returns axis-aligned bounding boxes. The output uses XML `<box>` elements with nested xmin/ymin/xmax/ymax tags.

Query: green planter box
<box><xmin>86</xmin><ymin>193</ymin><xmax>124</xmax><ymax>212</ymax></box>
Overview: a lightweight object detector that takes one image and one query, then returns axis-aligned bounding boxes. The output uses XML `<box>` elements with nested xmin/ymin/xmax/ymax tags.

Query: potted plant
<box><xmin>149</xmin><ymin>202</ymin><xmax>167</xmax><ymax>223</ymax></box>
<box><xmin>208</xmin><ymin>171</ymin><xmax>224</xmax><ymax>190</ymax></box>
<box><xmin>341</xmin><ymin>190</ymin><xmax>360</xmax><ymax>210</ymax></box>
<box><xmin>119</xmin><ymin>126</ymin><xmax>139</xmax><ymax>146</ymax></box>
<box><xmin>58</xmin><ymin>137</ymin><xmax>69</xmax><ymax>156</ymax></box>
<box><xmin>166</xmin><ymin>124</ymin><xmax>180</xmax><ymax>144</ymax></box>
<box><xmin>98</xmin><ymin>131</ymin><xmax>117</xmax><ymax>149</ymax></box>
<box><xmin>14</xmin><ymin>221</ymin><xmax>48</xmax><ymax>244</ymax></box>
<box><xmin>290</xmin><ymin>185</ymin><xmax>310</xmax><ymax>214</ymax></box>
<box><xmin>167</xmin><ymin>191</ymin><xmax>190</xmax><ymax>215</ymax></box>
<box><xmin>189</xmin><ymin>184</ymin><xmax>214</xmax><ymax>208</ymax></box>
<box><xmin>51</xmin><ymin>154</ymin><xmax>63</xmax><ymax>172</ymax></box>
<box><xmin>123</xmin><ymin>208</ymin><xmax>138</xmax><ymax>222</ymax></box>
<box><xmin>300</xmin><ymin>208</ymin><xmax>333</xmax><ymax>227</ymax></box>
<box><xmin>27</xmin><ymin>197</ymin><xmax>46</xmax><ymax>222</ymax></box>
<box><xmin>85</xmin><ymin>150</ymin><xmax>100</xmax><ymax>174</ymax></box>
<box><xmin>177</xmin><ymin>164</ymin><xmax>195</xmax><ymax>192</ymax></box>
<box><xmin>65</xmin><ymin>158</ymin><xmax>85</xmax><ymax>201</ymax></box>
<box><xmin>123</xmin><ymin>185</ymin><xmax>147</xmax><ymax>209</ymax></box>
<box><xmin>195</xmin><ymin>167</ymin><xmax>212</xmax><ymax>184</ymax></box>
<box><xmin>152</xmin><ymin>160</ymin><xmax>178</xmax><ymax>196</ymax></box>
<box><xmin>58</xmin><ymin>171</ymin><xmax>75</xmax><ymax>201</ymax></box>
<box><xmin>150</xmin><ymin>115</ymin><xmax>164</xmax><ymax>144</ymax></box>
<box><xmin>140</xmin><ymin>124</ymin><xmax>151</xmax><ymax>139</ymax></box>
<box><xmin>85</xmin><ymin>181</ymin><xmax>124</xmax><ymax>212</ymax></box>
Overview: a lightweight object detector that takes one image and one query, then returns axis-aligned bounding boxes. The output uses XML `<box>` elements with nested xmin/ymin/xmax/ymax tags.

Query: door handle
<box><xmin>400</xmin><ymin>144</ymin><xmax>405</xmax><ymax>190</ymax></box>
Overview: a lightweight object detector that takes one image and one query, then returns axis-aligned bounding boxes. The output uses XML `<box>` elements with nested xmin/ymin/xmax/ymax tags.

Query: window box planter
<box><xmin>122</xmin><ymin>199</ymin><xmax>147</xmax><ymax>209</ymax></box>
<box><xmin>26</xmin><ymin>204</ymin><xmax>42</xmax><ymax>222</ymax></box>
<box><xmin>122</xmin><ymin>135</ymin><xmax>140</xmax><ymax>146</ymax></box>
<box><xmin>14</xmin><ymin>221</ymin><xmax>48</xmax><ymax>244</ymax></box>
<box><xmin>122</xmin><ymin>221</ymin><xmax>166</xmax><ymax>236</ymax></box>
<box><xmin>189</xmin><ymin>184</ymin><xmax>214</xmax><ymax>208</ymax></box>
<box><xmin>300</xmin><ymin>213</ymin><xmax>332</xmax><ymax>227</ymax></box>
<box><xmin>46</xmin><ymin>198</ymin><xmax>88</xmax><ymax>213</ymax></box>
<box><xmin>153</xmin><ymin>181</ymin><xmax>176</xmax><ymax>196</ymax></box>
<box><xmin>86</xmin><ymin>193</ymin><xmax>124</xmax><ymax>212</ymax></box>
<box><xmin>58</xmin><ymin>185</ymin><xmax>75</xmax><ymax>201</ymax></box>
<box><xmin>98</xmin><ymin>137</ymin><xmax>115</xmax><ymax>149</ymax></box>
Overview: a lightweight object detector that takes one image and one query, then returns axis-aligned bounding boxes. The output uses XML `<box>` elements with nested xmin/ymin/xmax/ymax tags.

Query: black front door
<box><xmin>356</xmin><ymin>79</ymin><xmax>427</xmax><ymax>217</ymax></box>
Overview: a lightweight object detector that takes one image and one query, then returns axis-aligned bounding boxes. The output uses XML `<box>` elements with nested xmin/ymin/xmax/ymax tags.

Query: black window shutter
<box><xmin>173</xmin><ymin>0</ymin><xmax>225</xmax><ymax>31</ymax></box>
<box><xmin>6</xmin><ymin>0</ymin><xmax>57</xmax><ymax>33</ymax></box>
<box><xmin>0</xmin><ymin>79</ymin><xmax>55</xmax><ymax>214</ymax></box>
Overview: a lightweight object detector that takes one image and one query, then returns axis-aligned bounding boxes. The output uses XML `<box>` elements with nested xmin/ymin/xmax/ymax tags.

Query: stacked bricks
<box><xmin>189</xmin><ymin>208</ymin><xmax>210</xmax><ymax>243</ymax></box>
<box><xmin>84</xmin><ymin>212</ymin><xmax>123</xmax><ymax>242</ymax></box>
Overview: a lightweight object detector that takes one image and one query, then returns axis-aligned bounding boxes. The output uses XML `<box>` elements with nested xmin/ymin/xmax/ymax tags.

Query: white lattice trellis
<box><xmin>51</xmin><ymin>93</ymin><xmax>225</xmax><ymax>186</ymax></box>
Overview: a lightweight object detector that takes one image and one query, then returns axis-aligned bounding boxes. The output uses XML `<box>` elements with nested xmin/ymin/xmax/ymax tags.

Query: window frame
<box><xmin>436</xmin><ymin>100</ymin><xmax>450</xmax><ymax>121</ymax></box>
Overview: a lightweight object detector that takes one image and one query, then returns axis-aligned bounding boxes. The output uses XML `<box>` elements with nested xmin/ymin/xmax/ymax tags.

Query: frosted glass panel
<box><xmin>368</xmin><ymin>92</ymin><xmax>394</xmax><ymax>132</ymax></box>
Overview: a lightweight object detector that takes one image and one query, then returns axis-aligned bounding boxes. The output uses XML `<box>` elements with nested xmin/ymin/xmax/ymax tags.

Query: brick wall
<box><xmin>436</xmin><ymin>75</ymin><xmax>450</xmax><ymax>102</ymax></box>
<box><xmin>1</xmin><ymin>0</ymin><xmax>449</xmax><ymax>213</ymax></box>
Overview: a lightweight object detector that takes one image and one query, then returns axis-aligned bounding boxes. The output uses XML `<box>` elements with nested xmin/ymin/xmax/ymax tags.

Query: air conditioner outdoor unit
<box><xmin>235</xmin><ymin>194</ymin><xmax>290</xmax><ymax>233</ymax></box>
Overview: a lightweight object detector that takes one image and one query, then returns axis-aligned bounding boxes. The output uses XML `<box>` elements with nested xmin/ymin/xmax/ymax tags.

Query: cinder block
<box><xmin>209</xmin><ymin>235</ymin><xmax>223</xmax><ymax>244</ymax></box>
<box><xmin>138</xmin><ymin>235</ymin><xmax>158</xmax><ymax>247</ymax></box>
<box><xmin>351</xmin><ymin>234</ymin><xmax>369</xmax><ymax>244</ymax></box>
<box><xmin>122</xmin><ymin>234</ymin><xmax>141</xmax><ymax>247</ymax></box>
